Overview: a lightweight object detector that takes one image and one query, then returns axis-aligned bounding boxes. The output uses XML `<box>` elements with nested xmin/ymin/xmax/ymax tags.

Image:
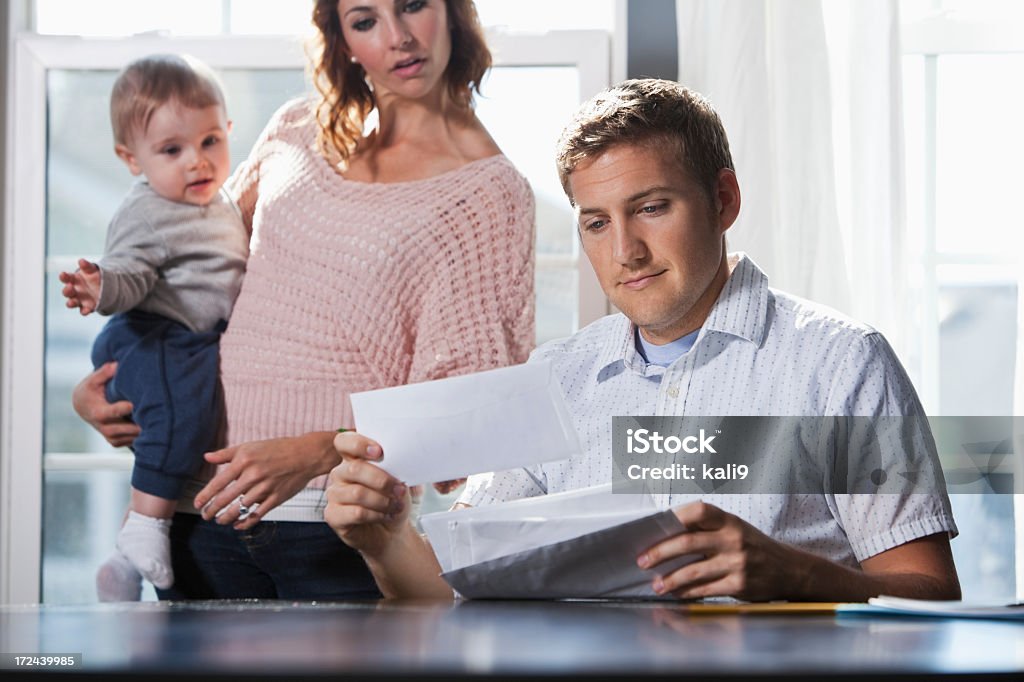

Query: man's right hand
<box><xmin>325</xmin><ymin>431</ymin><xmax>412</xmax><ymax>557</ymax></box>
<box><xmin>72</xmin><ymin>362</ymin><xmax>140</xmax><ymax>448</ymax></box>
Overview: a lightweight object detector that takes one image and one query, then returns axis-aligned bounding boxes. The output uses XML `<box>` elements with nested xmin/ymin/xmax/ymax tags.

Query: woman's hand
<box><xmin>71</xmin><ymin>362</ymin><xmax>140</xmax><ymax>448</ymax></box>
<box><xmin>325</xmin><ymin>431</ymin><xmax>411</xmax><ymax>557</ymax></box>
<box><xmin>193</xmin><ymin>432</ymin><xmax>338</xmax><ymax>530</ymax></box>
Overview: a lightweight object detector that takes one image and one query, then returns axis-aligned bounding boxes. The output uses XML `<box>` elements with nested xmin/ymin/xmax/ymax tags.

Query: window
<box><xmin>900</xmin><ymin>0</ymin><xmax>1023</xmax><ymax>600</ymax></box>
<box><xmin>5</xmin><ymin>3</ymin><xmax>615</xmax><ymax>603</ymax></box>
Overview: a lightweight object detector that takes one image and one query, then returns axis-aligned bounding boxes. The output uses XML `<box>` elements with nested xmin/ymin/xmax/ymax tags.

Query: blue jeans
<box><xmin>156</xmin><ymin>513</ymin><xmax>382</xmax><ymax>600</ymax></box>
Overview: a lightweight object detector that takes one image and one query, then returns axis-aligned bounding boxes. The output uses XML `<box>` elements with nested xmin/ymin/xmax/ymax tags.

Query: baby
<box><xmin>59</xmin><ymin>54</ymin><xmax>247</xmax><ymax>600</ymax></box>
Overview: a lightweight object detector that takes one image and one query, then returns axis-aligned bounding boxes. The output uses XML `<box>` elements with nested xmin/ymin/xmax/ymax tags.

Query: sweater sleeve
<box><xmin>96</xmin><ymin>204</ymin><xmax>169</xmax><ymax>314</ymax></box>
<box><xmin>407</xmin><ymin>167</ymin><xmax>536</xmax><ymax>383</ymax></box>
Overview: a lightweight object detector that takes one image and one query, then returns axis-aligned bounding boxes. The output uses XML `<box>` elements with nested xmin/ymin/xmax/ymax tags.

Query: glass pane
<box><xmin>475</xmin><ymin>0</ymin><xmax>615</xmax><ymax>32</ymax></box>
<box><xmin>36</xmin><ymin>0</ymin><xmax>223</xmax><ymax>36</ymax></box>
<box><xmin>37</xmin><ymin>0</ymin><xmax>618</xmax><ymax>37</ymax></box>
<box><xmin>937</xmin><ymin>265</ymin><xmax>1017</xmax><ymax>416</ymax></box>
<box><xmin>535</xmin><ymin>268</ymin><xmax>577</xmax><ymax>345</ymax></box>
<box><xmin>43</xmin><ymin>469</ymin><xmax>157</xmax><ymax>603</ymax></box>
<box><xmin>935</xmin><ymin>55</ymin><xmax>1024</xmax><ymax>255</ymax></box>
<box><xmin>933</xmin><ymin>0</ymin><xmax>1024</xmax><ymax>23</ymax></box>
<box><xmin>936</xmin><ymin>264</ymin><xmax>1017</xmax><ymax>601</ymax></box>
<box><xmin>229</xmin><ymin>0</ymin><xmax>316</xmax><ymax>37</ymax></box>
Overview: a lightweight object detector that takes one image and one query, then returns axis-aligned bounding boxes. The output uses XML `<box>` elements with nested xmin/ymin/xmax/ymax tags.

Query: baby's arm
<box><xmin>58</xmin><ymin>258</ymin><xmax>102</xmax><ymax>315</ymax></box>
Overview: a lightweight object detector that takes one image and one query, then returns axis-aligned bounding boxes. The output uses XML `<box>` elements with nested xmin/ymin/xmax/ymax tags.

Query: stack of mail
<box><xmin>421</xmin><ymin>484</ymin><xmax>698</xmax><ymax>600</ymax></box>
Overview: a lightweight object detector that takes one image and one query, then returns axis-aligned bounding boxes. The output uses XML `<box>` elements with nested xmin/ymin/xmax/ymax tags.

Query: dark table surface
<box><xmin>1</xmin><ymin>599</ymin><xmax>1023</xmax><ymax>678</ymax></box>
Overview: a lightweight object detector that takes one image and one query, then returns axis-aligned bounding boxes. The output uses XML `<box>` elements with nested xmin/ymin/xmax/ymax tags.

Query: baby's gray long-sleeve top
<box><xmin>96</xmin><ymin>182</ymin><xmax>249</xmax><ymax>332</ymax></box>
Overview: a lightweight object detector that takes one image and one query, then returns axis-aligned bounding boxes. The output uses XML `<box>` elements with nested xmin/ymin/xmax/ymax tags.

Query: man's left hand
<box><xmin>638</xmin><ymin>501</ymin><xmax>802</xmax><ymax>601</ymax></box>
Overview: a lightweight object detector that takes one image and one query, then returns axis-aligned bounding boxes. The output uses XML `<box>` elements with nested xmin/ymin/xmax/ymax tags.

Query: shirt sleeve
<box><xmin>407</xmin><ymin>166</ymin><xmax>536</xmax><ymax>383</ymax></box>
<box><xmin>96</xmin><ymin>205</ymin><xmax>169</xmax><ymax>314</ymax></box>
<box><xmin>824</xmin><ymin>332</ymin><xmax>958</xmax><ymax>561</ymax></box>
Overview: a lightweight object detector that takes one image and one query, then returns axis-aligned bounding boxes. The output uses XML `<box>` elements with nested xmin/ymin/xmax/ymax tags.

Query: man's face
<box><xmin>569</xmin><ymin>143</ymin><xmax>739</xmax><ymax>345</ymax></box>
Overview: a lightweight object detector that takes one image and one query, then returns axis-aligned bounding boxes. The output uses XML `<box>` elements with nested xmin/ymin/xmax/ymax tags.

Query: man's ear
<box><xmin>114</xmin><ymin>144</ymin><xmax>143</xmax><ymax>176</ymax></box>
<box><xmin>227</xmin><ymin>119</ymin><xmax>233</xmax><ymax>134</ymax></box>
<box><xmin>714</xmin><ymin>168</ymin><xmax>741</xmax><ymax>233</ymax></box>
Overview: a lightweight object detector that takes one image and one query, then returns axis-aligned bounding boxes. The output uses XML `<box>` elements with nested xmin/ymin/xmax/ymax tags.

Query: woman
<box><xmin>75</xmin><ymin>0</ymin><xmax>535</xmax><ymax>599</ymax></box>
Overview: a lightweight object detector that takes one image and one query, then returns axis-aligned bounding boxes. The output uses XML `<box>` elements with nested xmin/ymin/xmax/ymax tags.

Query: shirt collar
<box><xmin>595</xmin><ymin>252</ymin><xmax>770</xmax><ymax>378</ymax></box>
<box><xmin>702</xmin><ymin>252</ymin><xmax>770</xmax><ymax>345</ymax></box>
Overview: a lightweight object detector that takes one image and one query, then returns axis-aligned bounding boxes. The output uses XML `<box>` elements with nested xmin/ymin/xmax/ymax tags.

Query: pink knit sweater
<box><xmin>201</xmin><ymin>99</ymin><xmax>535</xmax><ymax>521</ymax></box>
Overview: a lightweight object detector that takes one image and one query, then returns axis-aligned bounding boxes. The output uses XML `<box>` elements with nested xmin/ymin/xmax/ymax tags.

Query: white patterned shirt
<box><xmin>460</xmin><ymin>254</ymin><xmax>957</xmax><ymax>567</ymax></box>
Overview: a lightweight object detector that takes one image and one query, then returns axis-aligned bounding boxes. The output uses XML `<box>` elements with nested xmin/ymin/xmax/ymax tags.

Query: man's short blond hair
<box><xmin>555</xmin><ymin>78</ymin><xmax>734</xmax><ymax>204</ymax></box>
<box><xmin>110</xmin><ymin>54</ymin><xmax>226</xmax><ymax>146</ymax></box>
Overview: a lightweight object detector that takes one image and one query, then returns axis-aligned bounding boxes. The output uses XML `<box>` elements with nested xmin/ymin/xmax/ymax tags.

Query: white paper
<box><xmin>350</xmin><ymin>361</ymin><xmax>581</xmax><ymax>486</ymax></box>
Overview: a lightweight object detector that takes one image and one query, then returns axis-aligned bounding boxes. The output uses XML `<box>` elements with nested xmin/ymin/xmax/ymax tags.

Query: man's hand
<box><xmin>58</xmin><ymin>258</ymin><xmax>102</xmax><ymax>315</ymax></box>
<box><xmin>638</xmin><ymin>501</ymin><xmax>800</xmax><ymax>601</ymax></box>
<box><xmin>193</xmin><ymin>432</ymin><xmax>337</xmax><ymax>530</ymax></box>
<box><xmin>71</xmin><ymin>362</ymin><xmax>140</xmax><ymax>448</ymax></box>
<box><xmin>639</xmin><ymin>501</ymin><xmax>961</xmax><ymax>602</ymax></box>
<box><xmin>325</xmin><ymin>431</ymin><xmax>411</xmax><ymax>556</ymax></box>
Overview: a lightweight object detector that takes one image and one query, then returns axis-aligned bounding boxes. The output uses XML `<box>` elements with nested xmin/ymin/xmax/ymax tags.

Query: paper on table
<box><xmin>837</xmin><ymin>595</ymin><xmax>1024</xmax><ymax>620</ymax></box>
<box><xmin>420</xmin><ymin>483</ymin><xmax>656</xmax><ymax>572</ymax></box>
<box><xmin>350</xmin><ymin>361</ymin><xmax>581</xmax><ymax>486</ymax></box>
<box><xmin>441</xmin><ymin>511</ymin><xmax>698</xmax><ymax>600</ymax></box>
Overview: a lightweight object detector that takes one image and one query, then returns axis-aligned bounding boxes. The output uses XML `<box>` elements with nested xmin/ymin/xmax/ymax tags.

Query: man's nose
<box><xmin>611</xmin><ymin>222</ymin><xmax>649</xmax><ymax>265</ymax></box>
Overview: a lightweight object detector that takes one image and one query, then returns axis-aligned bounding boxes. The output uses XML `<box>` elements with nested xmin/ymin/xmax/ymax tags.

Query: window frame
<box><xmin>1</xmin><ymin>30</ymin><xmax>610</xmax><ymax>603</ymax></box>
<box><xmin>900</xmin><ymin>7</ymin><xmax>1024</xmax><ymax>600</ymax></box>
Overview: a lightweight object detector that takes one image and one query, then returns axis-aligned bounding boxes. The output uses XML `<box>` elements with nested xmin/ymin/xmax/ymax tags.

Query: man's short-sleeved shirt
<box><xmin>460</xmin><ymin>254</ymin><xmax>957</xmax><ymax>567</ymax></box>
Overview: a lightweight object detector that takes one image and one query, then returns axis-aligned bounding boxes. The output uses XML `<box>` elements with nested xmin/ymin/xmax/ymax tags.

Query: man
<box><xmin>326</xmin><ymin>79</ymin><xmax>960</xmax><ymax>602</ymax></box>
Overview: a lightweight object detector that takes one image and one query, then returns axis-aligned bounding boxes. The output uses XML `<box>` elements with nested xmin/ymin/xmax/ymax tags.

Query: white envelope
<box><xmin>440</xmin><ymin>511</ymin><xmax>698</xmax><ymax>600</ymax></box>
<box><xmin>350</xmin><ymin>361</ymin><xmax>581</xmax><ymax>486</ymax></box>
<box><xmin>420</xmin><ymin>484</ymin><xmax>657</xmax><ymax>572</ymax></box>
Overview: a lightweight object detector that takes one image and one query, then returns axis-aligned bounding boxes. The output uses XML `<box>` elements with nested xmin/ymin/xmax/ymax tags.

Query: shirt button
<box><xmin>667</xmin><ymin>387</ymin><xmax>679</xmax><ymax>399</ymax></box>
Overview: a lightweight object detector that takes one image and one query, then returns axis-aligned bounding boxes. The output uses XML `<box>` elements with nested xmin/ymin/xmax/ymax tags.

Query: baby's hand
<box><xmin>58</xmin><ymin>259</ymin><xmax>102</xmax><ymax>315</ymax></box>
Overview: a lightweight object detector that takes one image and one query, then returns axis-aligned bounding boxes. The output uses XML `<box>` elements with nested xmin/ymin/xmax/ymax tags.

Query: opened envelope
<box><xmin>350</xmin><ymin>360</ymin><xmax>581</xmax><ymax>486</ymax></box>
<box><xmin>421</xmin><ymin>485</ymin><xmax>700</xmax><ymax>599</ymax></box>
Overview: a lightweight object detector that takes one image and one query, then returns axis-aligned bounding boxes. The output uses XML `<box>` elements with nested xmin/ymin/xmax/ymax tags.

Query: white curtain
<box><xmin>676</xmin><ymin>0</ymin><xmax>911</xmax><ymax>365</ymax></box>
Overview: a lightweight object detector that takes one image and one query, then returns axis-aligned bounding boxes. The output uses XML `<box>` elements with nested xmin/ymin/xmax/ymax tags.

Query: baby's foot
<box><xmin>95</xmin><ymin>550</ymin><xmax>142</xmax><ymax>602</ymax></box>
<box><xmin>116</xmin><ymin>511</ymin><xmax>174</xmax><ymax>589</ymax></box>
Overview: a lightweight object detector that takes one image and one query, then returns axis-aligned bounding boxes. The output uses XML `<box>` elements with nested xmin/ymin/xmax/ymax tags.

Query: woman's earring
<box><xmin>350</xmin><ymin>56</ymin><xmax>358</xmax><ymax>64</ymax></box>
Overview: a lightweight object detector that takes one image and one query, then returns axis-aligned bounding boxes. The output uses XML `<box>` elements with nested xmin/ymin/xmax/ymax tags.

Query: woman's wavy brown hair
<box><xmin>311</xmin><ymin>0</ymin><xmax>491</xmax><ymax>166</ymax></box>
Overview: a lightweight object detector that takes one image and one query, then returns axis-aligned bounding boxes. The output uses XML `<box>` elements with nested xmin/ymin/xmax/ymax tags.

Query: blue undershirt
<box><xmin>634</xmin><ymin>326</ymin><xmax>700</xmax><ymax>367</ymax></box>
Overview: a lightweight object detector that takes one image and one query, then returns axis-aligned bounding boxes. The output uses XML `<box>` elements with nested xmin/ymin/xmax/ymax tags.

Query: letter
<box><xmin>683</xmin><ymin>435</ymin><xmax>698</xmax><ymax>453</ymax></box>
<box><xmin>632</xmin><ymin>428</ymin><xmax>650</xmax><ymax>454</ymax></box>
<box><xmin>699</xmin><ymin>429</ymin><xmax>716</xmax><ymax>453</ymax></box>
<box><xmin>627</xmin><ymin>464</ymin><xmax>641</xmax><ymax>479</ymax></box>
<box><xmin>664</xmin><ymin>435</ymin><xmax>682</xmax><ymax>453</ymax></box>
<box><xmin>737</xmin><ymin>465</ymin><xmax>749</xmax><ymax>479</ymax></box>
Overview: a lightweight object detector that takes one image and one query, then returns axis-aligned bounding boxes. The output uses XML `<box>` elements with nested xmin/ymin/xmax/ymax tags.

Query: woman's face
<box><xmin>338</xmin><ymin>0</ymin><xmax>452</xmax><ymax>102</ymax></box>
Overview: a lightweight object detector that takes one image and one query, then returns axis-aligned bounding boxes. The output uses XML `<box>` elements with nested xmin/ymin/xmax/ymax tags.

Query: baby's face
<box><xmin>119</xmin><ymin>101</ymin><xmax>231</xmax><ymax>206</ymax></box>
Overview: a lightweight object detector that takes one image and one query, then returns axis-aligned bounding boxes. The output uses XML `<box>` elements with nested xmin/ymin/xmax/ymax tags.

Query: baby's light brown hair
<box><xmin>110</xmin><ymin>54</ymin><xmax>226</xmax><ymax>146</ymax></box>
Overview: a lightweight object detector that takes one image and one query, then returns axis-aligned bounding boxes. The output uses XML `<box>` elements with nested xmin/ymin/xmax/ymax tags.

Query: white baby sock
<box><xmin>95</xmin><ymin>550</ymin><xmax>142</xmax><ymax>602</ymax></box>
<box><xmin>116</xmin><ymin>511</ymin><xmax>174</xmax><ymax>589</ymax></box>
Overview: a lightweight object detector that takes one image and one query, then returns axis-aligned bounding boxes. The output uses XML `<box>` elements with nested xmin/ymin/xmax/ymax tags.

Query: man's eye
<box><xmin>585</xmin><ymin>219</ymin><xmax>607</xmax><ymax>231</ymax></box>
<box><xmin>640</xmin><ymin>203</ymin><xmax>666</xmax><ymax>215</ymax></box>
<box><xmin>352</xmin><ymin>17</ymin><xmax>375</xmax><ymax>31</ymax></box>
